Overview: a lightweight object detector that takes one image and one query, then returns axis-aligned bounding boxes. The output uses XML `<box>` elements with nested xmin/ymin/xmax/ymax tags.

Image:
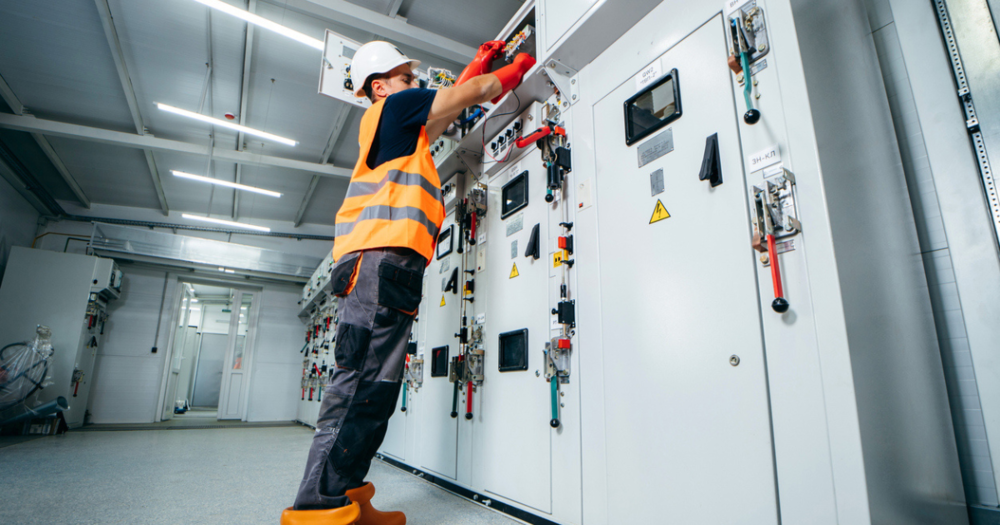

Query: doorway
<box><xmin>160</xmin><ymin>282</ymin><xmax>260</xmax><ymax>422</ymax></box>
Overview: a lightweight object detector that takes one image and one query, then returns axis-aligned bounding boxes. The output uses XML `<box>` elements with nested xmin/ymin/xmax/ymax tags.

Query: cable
<box><xmin>480</xmin><ymin>91</ymin><xmax>522</xmax><ymax>170</ymax></box>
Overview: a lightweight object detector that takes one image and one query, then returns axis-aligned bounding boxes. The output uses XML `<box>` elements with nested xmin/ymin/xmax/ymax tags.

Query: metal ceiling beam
<box><xmin>0</xmin><ymin>113</ymin><xmax>352</xmax><ymax>177</ymax></box>
<box><xmin>295</xmin><ymin>102</ymin><xmax>354</xmax><ymax>226</ymax></box>
<box><xmin>0</xmin><ymin>73</ymin><xmax>24</xmax><ymax>116</ymax></box>
<box><xmin>0</xmin><ymin>72</ymin><xmax>92</xmax><ymax>208</ymax></box>
<box><xmin>293</xmin><ymin>174</ymin><xmax>322</xmax><ymax>226</ymax></box>
<box><xmin>30</xmin><ymin>133</ymin><xmax>91</xmax><ymax>208</ymax></box>
<box><xmin>386</xmin><ymin>0</ymin><xmax>404</xmax><ymax>18</ymax></box>
<box><xmin>94</xmin><ymin>0</ymin><xmax>170</xmax><ymax>215</ymax></box>
<box><xmin>234</xmin><ymin>0</ymin><xmax>258</xmax><ymax>220</ymax></box>
<box><xmin>275</xmin><ymin>0</ymin><xmax>476</xmax><ymax>63</ymax></box>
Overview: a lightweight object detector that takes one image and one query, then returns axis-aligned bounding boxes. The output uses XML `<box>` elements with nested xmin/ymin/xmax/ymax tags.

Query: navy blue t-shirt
<box><xmin>366</xmin><ymin>88</ymin><xmax>438</xmax><ymax>169</ymax></box>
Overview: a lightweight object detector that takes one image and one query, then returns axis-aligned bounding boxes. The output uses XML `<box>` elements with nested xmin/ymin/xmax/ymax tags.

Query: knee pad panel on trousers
<box><xmin>329</xmin><ymin>380</ymin><xmax>400</xmax><ymax>478</ymax></box>
<box><xmin>334</xmin><ymin>323</ymin><xmax>372</xmax><ymax>372</ymax></box>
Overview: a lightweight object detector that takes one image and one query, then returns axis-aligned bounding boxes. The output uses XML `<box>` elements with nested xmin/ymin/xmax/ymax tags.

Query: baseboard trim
<box><xmin>374</xmin><ymin>453</ymin><xmax>560</xmax><ymax>525</ymax></box>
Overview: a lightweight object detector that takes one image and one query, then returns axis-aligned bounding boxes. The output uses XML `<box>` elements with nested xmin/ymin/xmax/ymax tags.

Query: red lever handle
<box><xmin>465</xmin><ymin>381</ymin><xmax>474</xmax><ymax>420</ymax></box>
<box><xmin>766</xmin><ymin>234</ymin><xmax>790</xmax><ymax>313</ymax></box>
<box><xmin>515</xmin><ymin>125</ymin><xmax>566</xmax><ymax>149</ymax></box>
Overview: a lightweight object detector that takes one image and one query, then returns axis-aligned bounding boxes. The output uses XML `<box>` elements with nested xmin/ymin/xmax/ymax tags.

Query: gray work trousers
<box><xmin>294</xmin><ymin>247</ymin><xmax>425</xmax><ymax>510</ymax></box>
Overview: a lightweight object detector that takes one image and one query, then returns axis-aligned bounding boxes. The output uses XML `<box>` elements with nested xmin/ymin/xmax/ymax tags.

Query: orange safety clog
<box><xmin>345</xmin><ymin>482</ymin><xmax>406</xmax><ymax>525</ymax></box>
<box><xmin>280</xmin><ymin>501</ymin><xmax>361</xmax><ymax>525</ymax></box>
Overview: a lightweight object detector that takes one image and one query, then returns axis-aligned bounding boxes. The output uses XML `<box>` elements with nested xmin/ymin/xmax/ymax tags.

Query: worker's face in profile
<box><xmin>372</xmin><ymin>64</ymin><xmax>419</xmax><ymax>100</ymax></box>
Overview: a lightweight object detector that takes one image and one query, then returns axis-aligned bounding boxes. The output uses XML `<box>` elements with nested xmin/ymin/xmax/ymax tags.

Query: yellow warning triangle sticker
<box><xmin>510</xmin><ymin>262</ymin><xmax>520</xmax><ymax>279</ymax></box>
<box><xmin>440</xmin><ymin>295</ymin><xmax>446</xmax><ymax>307</ymax></box>
<box><xmin>649</xmin><ymin>199</ymin><xmax>671</xmax><ymax>224</ymax></box>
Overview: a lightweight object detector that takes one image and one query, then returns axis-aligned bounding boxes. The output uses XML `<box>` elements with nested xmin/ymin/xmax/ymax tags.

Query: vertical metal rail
<box><xmin>933</xmin><ymin>0</ymin><xmax>1000</xmax><ymax>252</ymax></box>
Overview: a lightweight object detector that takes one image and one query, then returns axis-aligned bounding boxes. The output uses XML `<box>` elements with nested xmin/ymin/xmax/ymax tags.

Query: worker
<box><xmin>281</xmin><ymin>41</ymin><xmax>536</xmax><ymax>525</ymax></box>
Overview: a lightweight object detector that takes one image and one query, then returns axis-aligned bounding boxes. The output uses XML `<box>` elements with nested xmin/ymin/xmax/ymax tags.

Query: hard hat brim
<box><xmin>353</xmin><ymin>58</ymin><xmax>422</xmax><ymax>98</ymax></box>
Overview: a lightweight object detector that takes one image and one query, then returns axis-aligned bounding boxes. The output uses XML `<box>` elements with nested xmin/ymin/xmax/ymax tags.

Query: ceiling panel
<box><xmin>0</xmin><ymin>130</ymin><xmax>76</xmax><ymax>201</ymax></box>
<box><xmin>0</xmin><ymin>0</ymin><xmax>137</xmax><ymax>132</ymax></box>
<box><xmin>45</xmin><ymin>137</ymin><xmax>161</xmax><ymax>208</ymax></box>
<box><xmin>398</xmin><ymin>0</ymin><xmax>524</xmax><ymax>48</ymax></box>
<box><xmin>299</xmin><ymin>176</ymin><xmax>349</xmax><ymax>226</ymax></box>
<box><xmin>108</xmin><ymin>0</ymin><xmax>243</xmax><ymax>150</ymax></box>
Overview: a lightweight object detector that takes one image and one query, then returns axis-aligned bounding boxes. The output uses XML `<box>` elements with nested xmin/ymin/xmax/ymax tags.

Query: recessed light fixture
<box><xmin>172</xmin><ymin>170</ymin><xmax>282</xmax><ymax>198</ymax></box>
<box><xmin>156</xmin><ymin>103</ymin><xmax>298</xmax><ymax>146</ymax></box>
<box><xmin>190</xmin><ymin>298</ymin><xmax>199</xmax><ymax>303</ymax></box>
<box><xmin>182</xmin><ymin>213</ymin><xmax>271</xmax><ymax>232</ymax></box>
<box><xmin>191</xmin><ymin>0</ymin><xmax>324</xmax><ymax>50</ymax></box>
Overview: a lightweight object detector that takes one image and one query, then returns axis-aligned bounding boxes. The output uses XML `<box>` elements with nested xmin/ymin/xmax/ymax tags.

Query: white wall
<box><xmin>0</xmin><ymin>176</ymin><xmax>39</xmax><ymax>284</ymax></box>
<box><xmin>86</xmin><ymin>265</ymin><xmax>176</xmax><ymax>424</ymax></box>
<box><xmin>246</xmin><ymin>284</ymin><xmax>305</xmax><ymax>423</ymax></box>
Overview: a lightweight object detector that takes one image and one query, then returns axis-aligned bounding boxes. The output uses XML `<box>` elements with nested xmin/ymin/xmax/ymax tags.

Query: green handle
<box><xmin>550</xmin><ymin>378</ymin><xmax>560</xmax><ymax>428</ymax></box>
<box><xmin>740</xmin><ymin>52</ymin><xmax>754</xmax><ymax>110</ymax></box>
<box><xmin>401</xmin><ymin>382</ymin><xmax>408</xmax><ymax>413</ymax></box>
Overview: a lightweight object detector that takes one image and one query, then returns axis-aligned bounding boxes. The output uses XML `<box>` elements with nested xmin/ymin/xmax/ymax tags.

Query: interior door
<box><xmin>218</xmin><ymin>290</ymin><xmax>255</xmax><ymax>420</ymax></box>
<box><xmin>191</xmin><ymin>333</ymin><xmax>227</xmax><ymax>407</ymax></box>
<box><xmin>592</xmin><ymin>16</ymin><xmax>778</xmax><ymax>523</ymax></box>
<box><xmin>479</xmin><ymin>160</ymin><xmax>553</xmax><ymax>513</ymax></box>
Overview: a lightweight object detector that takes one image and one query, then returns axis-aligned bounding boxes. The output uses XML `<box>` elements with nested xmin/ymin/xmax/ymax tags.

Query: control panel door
<box><xmin>414</xmin><ymin>214</ymin><xmax>461</xmax><ymax>480</ymax></box>
<box><xmin>479</xmin><ymin>162</ymin><xmax>553</xmax><ymax>514</ymax></box>
<box><xmin>592</xmin><ymin>17</ymin><xmax>778</xmax><ymax>524</ymax></box>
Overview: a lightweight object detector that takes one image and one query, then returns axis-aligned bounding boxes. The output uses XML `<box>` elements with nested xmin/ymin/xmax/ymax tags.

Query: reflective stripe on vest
<box><xmin>332</xmin><ymin>98</ymin><xmax>444</xmax><ymax>263</ymax></box>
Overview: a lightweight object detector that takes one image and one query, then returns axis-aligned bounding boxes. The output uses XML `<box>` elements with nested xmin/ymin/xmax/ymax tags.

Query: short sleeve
<box><xmin>384</xmin><ymin>88</ymin><xmax>437</xmax><ymax>131</ymax></box>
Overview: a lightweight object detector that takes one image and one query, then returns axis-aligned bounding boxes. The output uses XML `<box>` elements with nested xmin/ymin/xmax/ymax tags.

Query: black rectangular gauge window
<box><xmin>436</xmin><ymin>225</ymin><xmax>454</xmax><ymax>260</ymax></box>
<box><xmin>501</xmin><ymin>171</ymin><xmax>529</xmax><ymax>219</ymax></box>
<box><xmin>624</xmin><ymin>68</ymin><xmax>682</xmax><ymax>146</ymax></box>
<box><xmin>407</xmin><ymin>342</ymin><xmax>417</xmax><ymax>356</ymax></box>
<box><xmin>431</xmin><ymin>345</ymin><xmax>449</xmax><ymax>377</ymax></box>
<box><xmin>498</xmin><ymin>329</ymin><xmax>529</xmax><ymax>372</ymax></box>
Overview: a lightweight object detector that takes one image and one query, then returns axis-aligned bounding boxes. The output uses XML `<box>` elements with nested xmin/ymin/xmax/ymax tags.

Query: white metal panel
<box><xmin>478</xmin><ymin>161</ymin><xmax>552</xmax><ymax>514</ymax></box>
<box><xmin>591</xmin><ymin>19</ymin><xmax>778</xmax><ymax>524</ymax></box>
<box><xmin>540</xmin><ymin>0</ymin><xmax>597</xmax><ymax>54</ymax></box>
<box><xmin>414</xmin><ymin>212</ymin><xmax>461</xmax><ymax>479</ymax></box>
<box><xmin>0</xmin><ymin>248</ymin><xmax>99</xmax><ymax>428</ymax></box>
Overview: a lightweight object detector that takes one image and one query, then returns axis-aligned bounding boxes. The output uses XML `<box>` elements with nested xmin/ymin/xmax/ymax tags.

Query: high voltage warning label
<box><xmin>510</xmin><ymin>263</ymin><xmax>519</xmax><ymax>279</ymax></box>
<box><xmin>440</xmin><ymin>295</ymin><xmax>446</xmax><ymax>307</ymax></box>
<box><xmin>649</xmin><ymin>199</ymin><xmax>671</xmax><ymax>224</ymax></box>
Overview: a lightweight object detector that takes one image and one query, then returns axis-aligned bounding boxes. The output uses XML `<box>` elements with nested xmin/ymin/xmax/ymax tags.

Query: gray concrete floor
<box><xmin>0</xmin><ymin>426</ymin><xmax>521</xmax><ymax>525</ymax></box>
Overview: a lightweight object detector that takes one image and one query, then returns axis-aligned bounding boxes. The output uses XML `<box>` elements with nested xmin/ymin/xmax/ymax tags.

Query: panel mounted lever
<box><xmin>698</xmin><ymin>133</ymin><xmax>723</xmax><ymax>187</ymax></box>
<box><xmin>524</xmin><ymin>223</ymin><xmax>541</xmax><ymax>260</ymax></box>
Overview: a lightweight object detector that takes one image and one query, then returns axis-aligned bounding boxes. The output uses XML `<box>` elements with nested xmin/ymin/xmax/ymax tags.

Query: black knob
<box><xmin>513</xmin><ymin>121</ymin><xmax>522</xmax><ymax>131</ymax></box>
<box><xmin>550</xmin><ymin>419</ymin><xmax>560</xmax><ymax>428</ymax></box>
<box><xmin>545</xmin><ymin>193</ymin><xmax>554</xmax><ymax>203</ymax></box>
<box><xmin>450</xmin><ymin>411</ymin><xmax>458</xmax><ymax>418</ymax></box>
<box><xmin>551</xmin><ymin>308</ymin><xmax>558</xmax><ymax>315</ymax></box>
<box><xmin>401</xmin><ymin>407</ymin><xmax>407</xmax><ymax>412</ymax></box>
<box><xmin>744</xmin><ymin>109</ymin><xmax>761</xmax><ymax>124</ymax></box>
<box><xmin>465</xmin><ymin>413</ymin><xmax>473</xmax><ymax>420</ymax></box>
<box><xmin>506</xmin><ymin>129</ymin><xmax>513</xmax><ymax>137</ymax></box>
<box><xmin>772</xmin><ymin>297</ymin><xmax>789</xmax><ymax>313</ymax></box>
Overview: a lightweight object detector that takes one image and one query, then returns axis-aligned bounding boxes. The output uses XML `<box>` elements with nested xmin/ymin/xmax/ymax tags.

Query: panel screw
<box><xmin>730</xmin><ymin>355</ymin><xmax>741</xmax><ymax>366</ymax></box>
<box><xmin>535</xmin><ymin>370</ymin><xmax>541</xmax><ymax>377</ymax></box>
<box><xmin>571</xmin><ymin>79</ymin><xmax>576</xmax><ymax>85</ymax></box>
<box><xmin>572</xmin><ymin>94</ymin><xmax>577</xmax><ymax>100</ymax></box>
<box><xmin>758</xmin><ymin>43</ymin><xmax>767</xmax><ymax>52</ymax></box>
<box><xmin>760</xmin><ymin>254</ymin><xmax>769</xmax><ymax>264</ymax></box>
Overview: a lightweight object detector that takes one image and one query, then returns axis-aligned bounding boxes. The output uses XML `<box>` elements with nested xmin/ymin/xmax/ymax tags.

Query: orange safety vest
<box><xmin>332</xmin><ymin>99</ymin><xmax>445</xmax><ymax>263</ymax></box>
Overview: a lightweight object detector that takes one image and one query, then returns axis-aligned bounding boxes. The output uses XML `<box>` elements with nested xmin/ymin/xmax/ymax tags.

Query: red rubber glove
<box><xmin>490</xmin><ymin>53</ymin><xmax>536</xmax><ymax>104</ymax></box>
<box><xmin>456</xmin><ymin>40</ymin><xmax>506</xmax><ymax>86</ymax></box>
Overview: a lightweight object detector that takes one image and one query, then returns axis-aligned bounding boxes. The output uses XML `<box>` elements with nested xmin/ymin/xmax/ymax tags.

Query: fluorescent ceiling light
<box><xmin>172</xmin><ymin>170</ymin><xmax>282</xmax><ymax>198</ymax></box>
<box><xmin>192</xmin><ymin>0</ymin><xmax>324</xmax><ymax>50</ymax></box>
<box><xmin>190</xmin><ymin>298</ymin><xmax>199</xmax><ymax>303</ymax></box>
<box><xmin>182</xmin><ymin>213</ymin><xmax>271</xmax><ymax>232</ymax></box>
<box><xmin>156</xmin><ymin>103</ymin><xmax>298</xmax><ymax>146</ymax></box>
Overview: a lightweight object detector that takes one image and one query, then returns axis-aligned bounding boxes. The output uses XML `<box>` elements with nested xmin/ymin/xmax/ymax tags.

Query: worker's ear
<box><xmin>371</xmin><ymin>77</ymin><xmax>391</xmax><ymax>100</ymax></box>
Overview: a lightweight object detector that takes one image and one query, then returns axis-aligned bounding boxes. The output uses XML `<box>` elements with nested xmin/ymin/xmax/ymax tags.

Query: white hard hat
<box><xmin>350</xmin><ymin>41</ymin><xmax>421</xmax><ymax>98</ymax></box>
